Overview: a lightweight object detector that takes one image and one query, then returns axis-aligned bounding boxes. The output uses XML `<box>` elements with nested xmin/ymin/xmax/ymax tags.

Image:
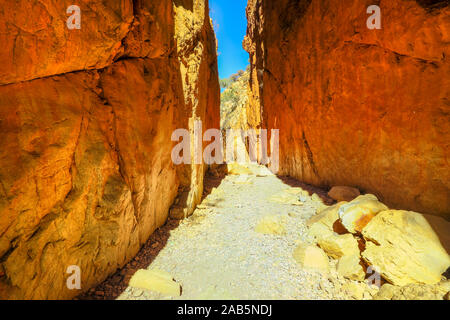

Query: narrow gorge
<box><xmin>0</xmin><ymin>0</ymin><xmax>449</xmax><ymax>301</ymax></box>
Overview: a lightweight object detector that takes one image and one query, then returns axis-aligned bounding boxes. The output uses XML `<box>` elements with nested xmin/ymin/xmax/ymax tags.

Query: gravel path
<box><xmin>111</xmin><ymin>165</ymin><xmax>357</xmax><ymax>300</ymax></box>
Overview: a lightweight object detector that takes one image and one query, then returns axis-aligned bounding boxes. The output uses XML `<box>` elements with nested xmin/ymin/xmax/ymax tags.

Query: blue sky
<box><xmin>209</xmin><ymin>0</ymin><xmax>249</xmax><ymax>80</ymax></box>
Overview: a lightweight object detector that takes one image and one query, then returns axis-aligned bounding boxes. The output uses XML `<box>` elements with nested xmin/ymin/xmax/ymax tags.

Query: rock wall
<box><xmin>220</xmin><ymin>69</ymin><xmax>250</xmax><ymax>131</ymax></box>
<box><xmin>245</xmin><ymin>0</ymin><xmax>450</xmax><ymax>218</ymax></box>
<box><xmin>0</xmin><ymin>0</ymin><xmax>219</xmax><ymax>299</ymax></box>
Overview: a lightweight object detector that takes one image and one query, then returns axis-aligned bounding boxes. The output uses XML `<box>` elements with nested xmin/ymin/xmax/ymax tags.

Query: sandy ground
<box><xmin>78</xmin><ymin>164</ymin><xmax>375</xmax><ymax>300</ymax></box>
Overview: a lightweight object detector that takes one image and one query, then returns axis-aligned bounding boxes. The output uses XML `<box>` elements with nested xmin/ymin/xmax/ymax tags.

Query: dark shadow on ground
<box><xmin>201</xmin><ymin>164</ymin><xmax>228</xmax><ymax>202</ymax></box>
<box><xmin>76</xmin><ymin>165</ymin><xmax>227</xmax><ymax>300</ymax></box>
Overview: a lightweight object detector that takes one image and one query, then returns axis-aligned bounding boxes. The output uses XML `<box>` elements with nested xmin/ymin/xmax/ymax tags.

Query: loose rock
<box><xmin>129</xmin><ymin>269</ymin><xmax>181</xmax><ymax>297</ymax></box>
<box><xmin>338</xmin><ymin>194</ymin><xmax>388</xmax><ymax>233</ymax></box>
<box><xmin>328</xmin><ymin>186</ymin><xmax>360</xmax><ymax>202</ymax></box>
<box><xmin>362</xmin><ymin>210</ymin><xmax>450</xmax><ymax>286</ymax></box>
<box><xmin>293</xmin><ymin>244</ymin><xmax>329</xmax><ymax>273</ymax></box>
<box><xmin>337</xmin><ymin>254</ymin><xmax>365</xmax><ymax>281</ymax></box>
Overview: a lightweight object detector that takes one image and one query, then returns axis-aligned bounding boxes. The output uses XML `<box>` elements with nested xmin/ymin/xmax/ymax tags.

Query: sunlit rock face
<box><xmin>220</xmin><ymin>69</ymin><xmax>251</xmax><ymax>131</ymax></box>
<box><xmin>245</xmin><ymin>0</ymin><xmax>450</xmax><ymax>218</ymax></box>
<box><xmin>0</xmin><ymin>0</ymin><xmax>219</xmax><ymax>299</ymax></box>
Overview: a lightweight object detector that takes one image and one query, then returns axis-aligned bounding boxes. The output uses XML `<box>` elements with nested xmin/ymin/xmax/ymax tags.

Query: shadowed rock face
<box><xmin>0</xmin><ymin>0</ymin><xmax>219</xmax><ymax>299</ymax></box>
<box><xmin>245</xmin><ymin>0</ymin><xmax>450</xmax><ymax>219</ymax></box>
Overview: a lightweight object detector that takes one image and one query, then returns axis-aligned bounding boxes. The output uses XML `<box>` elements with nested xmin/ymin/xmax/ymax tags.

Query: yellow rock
<box><xmin>317</xmin><ymin>233</ymin><xmax>360</xmax><ymax>259</ymax></box>
<box><xmin>293</xmin><ymin>244</ymin><xmax>329</xmax><ymax>273</ymax></box>
<box><xmin>337</xmin><ymin>254</ymin><xmax>366</xmax><ymax>281</ymax></box>
<box><xmin>341</xmin><ymin>282</ymin><xmax>366</xmax><ymax>300</ymax></box>
<box><xmin>308</xmin><ymin>223</ymin><xmax>334</xmax><ymax>240</ymax></box>
<box><xmin>227</xmin><ymin>163</ymin><xmax>253</xmax><ymax>175</ymax></box>
<box><xmin>129</xmin><ymin>269</ymin><xmax>181</xmax><ymax>297</ymax></box>
<box><xmin>338</xmin><ymin>194</ymin><xmax>388</xmax><ymax>233</ymax></box>
<box><xmin>328</xmin><ymin>186</ymin><xmax>360</xmax><ymax>202</ymax></box>
<box><xmin>362</xmin><ymin>210</ymin><xmax>450</xmax><ymax>286</ymax></box>
<box><xmin>255</xmin><ymin>214</ymin><xmax>287</xmax><ymax>235</ymax></box>
<box><xmin>373</xmin><ymin>281</ymin><xmax>450</xmax><ymax>300</ymax></box>
<box><xmin>268</xmin><ymin>191</ymin><xmax>303</xmax><ymax>206</ymax></box>
<box><xmin>307</xmin><ymin>202</ymin><xmax>346</xmax><ymax>230</ymax></box>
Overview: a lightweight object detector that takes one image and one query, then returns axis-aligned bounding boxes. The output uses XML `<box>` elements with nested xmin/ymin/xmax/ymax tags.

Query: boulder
<box><xmin>307</xmin><ymin>202</ymin><xmax>346</xmax><ymax>231</ymax></box>
<box><xmin>341</xmin><ymin>282</ymin><xmax>366</xmax><ymax>300</ymax></box>
<box><xmin>129</xmin><ymin>269</ymin><xmax>181</xmax><ymax>297</ymax></box>
<box><xmin>268</xmin><ymin>190</ymin><xmax>304</xmax><ymax>206</ymax></box>
<box><xmin>307</xmin><ymin>223</ymin><xmax>334</xmax><ymax>241</ymax></box>
<box><xmin>362</xmin><ymin>210</ymin><xmax>450</xmax><ymax>286</ymax></box>
<box><xmin>337</xmin><ymin>254</ymin><xmax>365</xmax><ymax>281</ymax></box>
<box><xmin>317</xmin><ymin>233</ymin><xmax>360</xmax><ymax>259</ymax></box>
<box><xmin>328</xmin><ymin>186</ymin><xmax>360</xmax><ymax>202</ymax></box>
<box><xmin>227</xmin><ymin>163</ymin><xmax>253</xmax><ymax>175</ymax></box>
<box><xmin>293</xmin><ymin>244</ymin><xmax>329</xmax><ymax>273</ymax></box>
<box><xmin>338</xmin><ymin>194</ymin><xmax>388</xmax><ymax>233</ymax></box>
<box><xmin>255</xmin><ymin>214</ymin><xmax>287</xmax><ymax>235</ymax></box>
<box><xmin>373</xmin><ymin>281</ymin><xmax>450</xmax><ymax>300</ymax></box>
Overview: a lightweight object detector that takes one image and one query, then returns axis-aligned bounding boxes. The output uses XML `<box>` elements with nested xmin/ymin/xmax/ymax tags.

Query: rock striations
<box><xmin>244</xmin><ymin>0</ymin><xmax>450</xmax><ymax>219</ymax></box>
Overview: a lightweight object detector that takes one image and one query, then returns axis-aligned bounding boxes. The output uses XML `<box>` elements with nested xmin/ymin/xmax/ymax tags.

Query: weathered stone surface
<box><xmin>328</xmin><ymin>187</ymin><xmax>360</xmax><ymax>202</ymax></box>
<box><xmin>293</xmin><ymin>244</ymin><xmax>329</xmax><ymax>273</ymax></box>
<box><xmin>227</xmin><ymin>163</ymin><xmax>253</xmax><ymax>175</ymax></box>
<box><xmin>362</xmin><ymin>210</ymin><xmax>450</xmax><ymax>286</ymax></box>
<box><xmin>373</xmin><ymin>281</ymin><xmax>450</xmax><ymax>300</ymax></box>
<box><xmin>169</xmin><ymin>0</ymin><xmax>221</xmax><ymax>220</ymax></box>
<box><xmin>0</xmin><ymin>0</ymin><xmax>219</xmax><ymax>300</ymax></box>
<box><xmin>338</xmin><ymin>195</ymin><xmax>388</xmax><ymax>233</ymax></box>
<box><xmin>220</xmin><ymin>69</ymin><xmax>250</xmax><ymax>131</ymax></box>
<box><xmin>0</xmin><ymin>0</ymin><xmax>134</xmax><ymax>85</ymax></box>
<box><xmin>341</xmin><ymin>282</ymin><xmax>366</xmax><ymax>300</ymax></box>
<box><xmin>129</xmin><ymin>269</ymin><xmax>181</xmax><ymax>296</ymax></box>
<box><xmin>255</xmin><ymin>214</ymin><xmax>287</xmax><ymax>235</ymax></box>
<box><xmin>307</xmin><ymin>202</ymin><xmax>346</xmax><ymax>231</ymax></box>
<box><xmin>337</xmin><ymin>254</ymin><xmax>365</xmax><ymax>281</ymax></box>
<box><xmin>268</xmin><ymin>190</ymin><xmax>304</xmax><ymax>206</ymax></box>
<box><xmin>245</xmin><ymin>0</ymin><xmax>450</xmax><ymax>219</ymax></box>
<box><xmin>317</xmin><ymin>233</ymin><xmax>360</xmax><ymax>259</ymax></box>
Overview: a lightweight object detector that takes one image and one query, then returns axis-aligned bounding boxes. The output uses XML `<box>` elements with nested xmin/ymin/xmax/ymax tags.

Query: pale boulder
<box><xmin>255</xmin><ymin>214</ymin><xmax>287</xmax><ymax>235</ymax></box>
<box><xmin>362</xmin><ymin>210</ymin><xmax>450</xmax><ymax>286</ymax></box>
<box><xmin>373</xmin><ymin>281</ymin><xmax>450</xmax><ymax>300</ymax></box>
<box><xmin>307</xmin><ymin>202</ymin><xmax>346</xmax><ymax>230</ymax></box>
<box><xmin>129</xmin><ymin>269</ymin><xmax>181</xmax><ymax>297</ymax></box>
<box><xmin>317</xmin><ymin>233</ymin><xmax>360</xmax><ymax>259</ymax></box>
<box><xmin>293</xmin><ymin>244</ymin><xmax>329</xmax><ymax>273</ymax></box>
<box><xmin>337</xmin><ymin>254</ymin><xmax>365</xmax><ymax>281</ymax></box>
<box><xmin>307</xmin><ymin>202</ymin><xmax>347</xmax><ymax>239</ymax></box>
<box><xmin>308</xmin><ymin>223</ymin><xmax>334</xmax><ymax>241</ymax></box>
<box><xmin>268</xmin><ymin>190</ymin><xmax>304</xmax><ymax>206</ymax></box>
<box><xmin>338</xmin><ymin>194</ymin><xmax>388</xmax><ymax>233</ymax></box>
<box><xmin>227</xmin><ymin>163</ymin><xmax>253</xmax><ymax>175</ymax></box>
<box><xmin>341</xmin><ymin>282</ymin><xmax>366</xmax><ymax>300</ymax></box>
<box><xmin>328</xmin><ymin>186</ymin><xmax>360</xmax><ymax>202</ymax></box>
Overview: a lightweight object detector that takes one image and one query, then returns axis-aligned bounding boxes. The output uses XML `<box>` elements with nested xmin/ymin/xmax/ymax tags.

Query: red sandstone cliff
<box><xmin>245</xmin><ymin>0</ymin><xmax>450</xmax><ymax>218</ymax></box>
<box><xmin>0</xmin><ymin>0</ymin><xmax>219</xmax><ymax>299</ymax></box>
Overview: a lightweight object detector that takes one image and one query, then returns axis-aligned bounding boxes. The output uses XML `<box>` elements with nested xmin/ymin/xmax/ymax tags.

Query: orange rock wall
<box><xmin>0</xmin><ymin>0</ymin><xmax>219</xmax><ymax>299</ymax></box>
<box><xmin>245</xmin><ymin>0</ymin><xmax>450</xmax><ymax>218</ymax></box>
